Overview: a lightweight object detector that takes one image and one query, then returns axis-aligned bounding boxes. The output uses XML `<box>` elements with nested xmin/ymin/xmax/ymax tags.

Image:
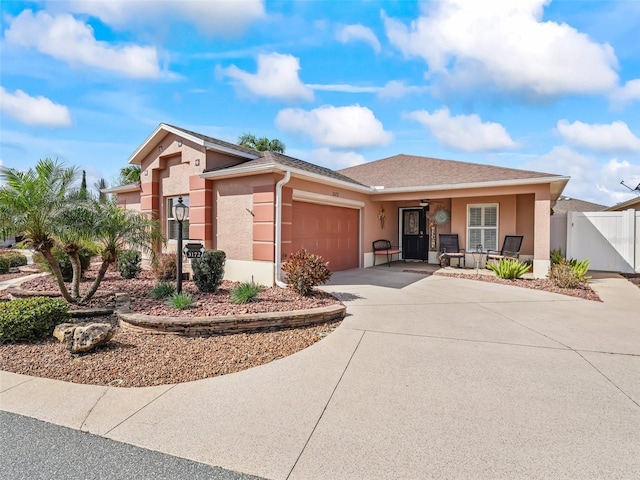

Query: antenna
<box><xmin>620</xmin><ymin>180</ymin><xmax>640</xmax><ymax>194</ymax></box>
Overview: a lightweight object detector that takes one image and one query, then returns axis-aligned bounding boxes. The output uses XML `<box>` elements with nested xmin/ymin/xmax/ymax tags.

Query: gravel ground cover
<box><xmin>1</xmin><ymin>267</ymin><xmax>343</xmax><ymax>387</ymax></box>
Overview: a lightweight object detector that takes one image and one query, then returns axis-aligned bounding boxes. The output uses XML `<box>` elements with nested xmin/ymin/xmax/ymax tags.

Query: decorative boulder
<box><xmin>69</xmin><ymin>323</ymin><xmax>116</xmax><ymax>353</ymax></box>
<box><xmin>53</xmin><ymin>323</ymin><xmax>77</xmax><ymax>343</ymax></box>
<box><xmin>53</xmin><ymin>322</ymin><xmax>116</xmax><ymax>353</ymax></box>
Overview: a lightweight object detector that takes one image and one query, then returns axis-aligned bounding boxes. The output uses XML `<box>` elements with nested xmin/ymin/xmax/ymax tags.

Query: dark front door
<box><xmin>402</xmin><ymin>208</ymin><xmax>428</xmax><ymax>260</ymax></box>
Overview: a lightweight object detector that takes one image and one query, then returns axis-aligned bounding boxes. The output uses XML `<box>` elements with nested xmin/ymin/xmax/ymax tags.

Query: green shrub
<box><xmin>35</xmin><ymin>247</ymin><xmax>93</xmax><ymax>281</ymax></box>
<box><xmin>231</xmin><ymin>281</ymin><xmax>261</xmax><ymax>304</ymax></box>
<box><xmin>166</xmin><ymin>292</ymin><xmax>193</xmax><ymax>310</ymax></box>
<box><xmin>548</xmin><ymin>258</ymin><xmax>588</xmax><ymax>288</ymax></box>
<box><xmin>117</xmin><ymin>250</ymin><xmax>142</xmax><ymax>279</ymax></box>
<box><xmin>191</xmin><ymin>250</ymin><xmax>226</xmax><ymax>292</ymax></box>
<box><xmin>282</xmin><ymin>248</ymin><xmax>331</xmax><ymax>296</ymax></box>
<box><xmin>486</xmin><ymin>258</ymin><xmax>530</xmax><ymax>280</ymax></box>
<box><xmin>0</xmin><ymin>252</ymin><xmax>28</xmax><ymax>268</ymax></box>
<box><xmin>0</xmin><ymin>256</ymin><xmax>9</xmax><ymax>274</ymax></box>
<box><xmin>153</xmin><ymin>253</ymin><xmax>177</xmax><ymax>280</ymax></box>
<box><xmin>0</xmin><ymin>297</ymin><xmax>70</xmax><ymax>342</ymax></box>
<box><xmin>150</xmin><ymin>281</ymin><xmax>176</xmax><ymax>299</ymax></box>
<box><xmin>550</xmin><ymin>247</ymin><xmax>564</xmax><ymax>265</ymax></box>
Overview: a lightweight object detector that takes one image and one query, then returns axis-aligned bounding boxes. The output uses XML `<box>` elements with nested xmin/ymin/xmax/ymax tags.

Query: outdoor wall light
<box><xmin>195</xmin><ymin>159</ymin><xmax>200</xmax><ymax>166</ymax></box>
<box><xmin>178</xmin><ymin>140</ymin><xmax>182</xmax><ymax>147</ymax></box>
<box><xmin>158</xmin><ymin>146</ymin><xmax>163</xmax><ymax>152</ymax></box>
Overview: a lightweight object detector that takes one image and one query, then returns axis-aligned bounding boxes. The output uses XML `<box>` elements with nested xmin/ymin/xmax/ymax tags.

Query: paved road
<box><xmin>0</xmin><ymin>411</ymin><xmax>264</xmax><ymax>480</ymax></box>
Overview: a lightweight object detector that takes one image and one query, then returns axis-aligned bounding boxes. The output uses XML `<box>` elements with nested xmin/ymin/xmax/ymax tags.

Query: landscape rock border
<box><xmin>118</xmin><ymin>304</ymin><xmax>346</xmax><ymax>336</ymax></box>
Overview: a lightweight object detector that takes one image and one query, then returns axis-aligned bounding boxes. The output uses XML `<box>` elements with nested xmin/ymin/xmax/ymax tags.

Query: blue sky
<box><xmin>1</xmin><ymin>0</ymin><xmax>639</xmax><ymax>206</ymax></box>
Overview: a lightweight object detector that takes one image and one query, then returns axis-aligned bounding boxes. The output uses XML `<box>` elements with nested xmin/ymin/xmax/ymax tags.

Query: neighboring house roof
<box><xmin>128</xmin><ymin>123</ymin><xmax>260</xmax><ymax>165</ymax></box>
<box><xmin>607</xmin><ymin>195</ymin><xmax>640</xmax><ymax>211</ymax></box>
<box><xmin>101</xmin><ymin>182</ymin><xmax>140</xmax><ymax>194</ymax></box>
<box><xmin>553</xmin><ymin>196</ymin><xmax>608</xmax><ymax>214</ymax></box>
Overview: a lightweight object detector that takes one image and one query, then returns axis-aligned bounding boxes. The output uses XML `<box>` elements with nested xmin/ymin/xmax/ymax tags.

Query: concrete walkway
<box><xmin>1</xmin><ymin>270</ymin><xmax>639</xmax><ymax>479</ymax></box>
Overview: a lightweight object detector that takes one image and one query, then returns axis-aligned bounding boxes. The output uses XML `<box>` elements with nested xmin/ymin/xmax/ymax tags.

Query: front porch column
<box><xmin>189</xmin><ymin>175</ymin><xmax>213</xmax><ymax>249</ymax></box>
<box><xmin>533</xmin><ymin>191</ymin><xmax>551</xmax><ymax>278</ymax></box>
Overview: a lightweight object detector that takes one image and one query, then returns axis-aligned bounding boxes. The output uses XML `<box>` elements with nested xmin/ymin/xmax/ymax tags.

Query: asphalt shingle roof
<box><xmin>553</xmin><ymin>197</ymin><xmax>608</xmax><ymax>213</ymax></box>
<box><xmin>338</xmin><ymin>154</ymin><xmax>561</xmax><ymax>188</ymax></box>
<box><xmin>163</xmin><ymin>124</ymin><xmax>259</xmax><ymax>157</ymax></box>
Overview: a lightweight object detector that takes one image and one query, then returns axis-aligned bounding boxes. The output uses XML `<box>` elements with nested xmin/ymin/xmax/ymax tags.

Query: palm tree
<box><xmin>237</xmin><ymin>133</ymin><xmax>286</xmax><ymax>153</ymax></box>
<box><xmin>118</xmin><ymin>165</ymin><xmax>141</xmax><ymax>185</ymax></box>
<box><xmin>0</xmin><ymin>159</ymin><xmax>78</xmax><ymax>303</ymax></box>
<box><xmin>80</xmin><ymin>199</ymin><xmax>164</xmax><ymax>303</ymax></box>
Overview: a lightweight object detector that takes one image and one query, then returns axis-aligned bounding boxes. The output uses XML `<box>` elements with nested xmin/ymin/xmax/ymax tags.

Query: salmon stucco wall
<box><xmin>116</xmin><ymin>191</ymin><xmax>141</xmax><ymax>211</ymax></box>
<box><xmin>215</xmin><ymin>174</ymin><xmax>278</xmax><ymax>261</ymax></box>
<box><xmin>516</xmin><ymin>194</ymin><xmax>535</xmax><ymax>256</ymax></box>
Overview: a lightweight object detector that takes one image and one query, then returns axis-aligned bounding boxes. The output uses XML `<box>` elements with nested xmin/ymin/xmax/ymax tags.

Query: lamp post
<box><xmin>173</xmin><ymin>196</ymin><xmax>189</xmax><ymax>294</ymax></box>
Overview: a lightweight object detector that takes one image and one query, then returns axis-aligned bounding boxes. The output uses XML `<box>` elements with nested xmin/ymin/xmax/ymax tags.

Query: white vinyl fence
<box><xmin>550</xmin><ymin>209</ymin><xmax>639</xmax><ymax>273</ymax></box>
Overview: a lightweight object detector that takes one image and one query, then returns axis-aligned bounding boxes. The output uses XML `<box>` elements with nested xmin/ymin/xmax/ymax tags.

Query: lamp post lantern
<box><xmin>173</xmin><ymin>196</ymin><xmax>189</xmax><ymax>294</ymax></box>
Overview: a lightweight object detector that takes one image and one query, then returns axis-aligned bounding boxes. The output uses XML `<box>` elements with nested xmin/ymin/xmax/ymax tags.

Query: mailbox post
<box><xmin>173</xmin><ymin>196</ymin><xmax>189</xmax><ymax>294</ymax></box>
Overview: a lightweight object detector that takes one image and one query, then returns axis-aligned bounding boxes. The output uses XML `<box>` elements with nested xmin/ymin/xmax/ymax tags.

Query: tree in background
<box><xmin>78</xmin><ymin>170</ymin><xmax>88</xmax><ymax>200</ymax></box>
<box><xmin>118</xmin><ymin>165</ymin><xmax>141</xmax><ymax>185</ymax></box>
<box><xmin>237</xmin><ymin>133</ymin><xmax>286</xmax><ymax>154</ymax></box>
<box><xmin>94</xmin><ymin>178</ymin><xmax>108</xmax><ymax>203</ymax></box>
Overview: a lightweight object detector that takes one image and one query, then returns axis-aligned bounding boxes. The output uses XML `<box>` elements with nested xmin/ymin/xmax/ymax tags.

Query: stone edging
<box><xmin>118</xmin><ymin>304</ymin><xmax>346</xmax><ymax>336</ymax></box>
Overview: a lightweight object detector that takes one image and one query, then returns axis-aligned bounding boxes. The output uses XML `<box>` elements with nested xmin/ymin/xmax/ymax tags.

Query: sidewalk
<box><xmin>2</xmin><ymin>270</ymin><xmax>639</xmax><ymax>479</ymax></box>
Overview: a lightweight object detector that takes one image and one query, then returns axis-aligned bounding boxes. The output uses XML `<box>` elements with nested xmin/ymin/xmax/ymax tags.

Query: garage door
<box><xmin>292</xmin><ymin>201</ymin><xmax>359</xmax><ymax>271</ymax></box>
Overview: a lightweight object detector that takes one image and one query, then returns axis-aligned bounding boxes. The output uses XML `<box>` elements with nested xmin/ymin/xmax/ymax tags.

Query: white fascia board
<box><xmin>128</xmin><ymin>123</ymin><xmax>258</xmax><ymax>165</ymax></box>
<box><xmin>370</xmin><ymin>176</ymin><xmax>571</xmax><ymax>194</ymax></box>
<box><xmin>201</xmin><ymin>162</ymin><xmax>374</xmax><ymax>193</ymax></box>
<box><xmin>293</xmin><ymin>189</ymin><xmax>365</xmax><ymax>209</ymax></box>
<box><xmin>102</xmin><ymin>182</ymin><xmax>140</xmax><ymax>194</ymax></box>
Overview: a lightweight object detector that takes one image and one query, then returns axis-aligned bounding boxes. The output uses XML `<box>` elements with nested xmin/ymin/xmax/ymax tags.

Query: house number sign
<box><xmin>183</xmin><ymin>242</ymin><xmax>205</xmax><ymax>259</ymax></box>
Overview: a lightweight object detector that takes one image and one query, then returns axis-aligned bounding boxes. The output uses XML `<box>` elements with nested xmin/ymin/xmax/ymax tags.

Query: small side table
<box><xmin>471</xmin><ymin>250</ymin><xmax>486</xmax><ymax>272</ymax></box>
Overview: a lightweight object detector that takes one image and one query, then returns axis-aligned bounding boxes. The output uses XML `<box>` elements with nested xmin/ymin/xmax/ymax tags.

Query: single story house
<box><xmin>552</xmin><ymin>196</ymin><xmax>608</xmax><ymax>215</ymax></box>
<box><xmin>607</xmin><ymin>195</ymin><xmax>640</xmax><ymax>212</ymax></box>
<box><xmin>105</xmin><ymin>123</ymin><xmax>569</xmax><ymax>284</ymax></box>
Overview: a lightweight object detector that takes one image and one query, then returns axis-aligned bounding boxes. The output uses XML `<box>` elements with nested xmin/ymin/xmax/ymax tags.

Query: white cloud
<box><xmin>275</xmin><ymin>105</ymin><xmax>392</xmax><ymax>148</ymax></box>
<box><xmin>220</xmin><ymin>53</ymin><xmax>314</xmax><ymax>102</ymax></box>
<box><xmin>307</xmin><ymin>84</ymin><xmax>380</xmax><ymax>93</ymax></box>
<box><xmin>526</xmin><ymin>146</ymin><xmax>640</xmax><ymax>206</ymax></box>
<box><xmin>308</xmin><ymin>148</ymin><xmax>366</xmax><ymax>170</ymax></box>
<box><xmin>5</xmin><ymin>10</ymin><xmax>161</xmax><ymax>79</ymax></box>
<box><xmin>405</xmin><ymin>107</ymin><xmax>518</xmax><ymax>152</ymax></box>
<box><xmin>557</xmin><ymin>120</ymin><xmax>640</xmax><ymax>153</ymax></box>
<box><xmin>610</xmin><ymin>79</ymin><xmax>640</xmax><ymax>108</ymax></box>
<box><xmin>0</xmin><ymin>87</ymin><xmax>72</xmax><ymax>127</ymax></box>
<box><xmin>383</xmin><ymin>0</ymin><xmax>618</xmax><ymax>97</ymax></box>
<box><xmin>336</xmin><ymin>24</ymin><xmax>381</xmax><ymax>53</ymax></box>
<box><xmin>378</xmin><ymin>80</ymin><xmax>428</xmax><ymax>99</ymax></box>
<box><xmin>54</xmin><ymin>0</ymin><xmax>265</xmax><ymax>35</ymax></box>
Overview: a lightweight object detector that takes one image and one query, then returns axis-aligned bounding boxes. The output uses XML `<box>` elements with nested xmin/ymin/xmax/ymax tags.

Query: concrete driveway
<box><xmin>1</xmin><ymin>270</ymin><xmax>639</xmax><ymax>479</ymax></box>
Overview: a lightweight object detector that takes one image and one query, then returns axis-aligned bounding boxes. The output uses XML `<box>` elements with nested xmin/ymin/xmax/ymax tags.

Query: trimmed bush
<box><xmin>0</xmin><ymin>297</ymin><xmax>70</xmax><ymax>342</ymax></box>
<box><xmin>0</xmin><ymin>252</ymin><xmax>28</xmax><ymax>268</ymax></box>
<box><xmin>231</xmin><ymin>281</ymin><xmax>261</xmax><ymax>304</ymax></box>
<box><xmin>118</xmin><ymin>250</ymin><xmax>142</xmax><ymax>279</ymax></box>
<box><xmin>487</xmin><ymin>258</ymin><xmax>530</xmax><ymax>280</ymax></box>
<box><xmin>35</xmin><ymin>247</ymin><xmax>93</xmax><ymax>281</ymax></box>
<box><xmin>282</xmin><ymin>248</ymin><xmax>331</xmax><ymax>296</ymax></box>
<box><xmin>150</xmin><ymin>281</ymin><xmax>176</xmax><ymax>300</ymax></box>
<box><xmin>191</xmin><ymin>250</ymin><xmax>226</xmax><ymax>292</ymax></box>
<box><xmin>153</xmin><ymin>253</ymin><xmax>177</xmax><ymax>280</ymax></box>
<box><xmin>0</xmin><ymin>256</ymin><xmax>9</xmax><ymax>274</ymax></box>
<box><xmin>166</xmin><ymin>292</ymin><xmax>193</xmax><ymax>310</ymax></box>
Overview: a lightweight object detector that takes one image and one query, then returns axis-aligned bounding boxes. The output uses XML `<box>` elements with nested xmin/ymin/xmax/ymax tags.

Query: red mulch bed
<box><xmin>18</xmin><ymin>267</ymin><xmax>341</xmax><ymax>315</ymax></box>
<box><xmin>435</xmin><ymin>271</ymin><xmax>602</xmax><ymax>302</ymax></box>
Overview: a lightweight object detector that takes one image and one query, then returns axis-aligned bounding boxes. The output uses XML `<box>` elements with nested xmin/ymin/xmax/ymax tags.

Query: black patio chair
<box><xmin>487</xmin><ymin>235</ymin><xmax>524</xmax><ymax>264</ymax></box>
<box><xmin>439</xmin><ymin>234</ymin><xmax>465</xmax><ymax>268</ymax></box>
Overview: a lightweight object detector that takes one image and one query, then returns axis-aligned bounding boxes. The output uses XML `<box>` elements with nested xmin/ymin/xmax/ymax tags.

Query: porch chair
<box><xmin>372</xmin><ymin>239</ymin><xmax>403</xmax><ymax>267</ymax></box>
<box><xmin>439</xmin><ymin>234</ymin><xmax>465</xmax><ymax>268</ymax></box>
<box><xmin>486</xmin><ymin>235</ymin><xmax>524</xmax><ymax>264</ymax></box>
